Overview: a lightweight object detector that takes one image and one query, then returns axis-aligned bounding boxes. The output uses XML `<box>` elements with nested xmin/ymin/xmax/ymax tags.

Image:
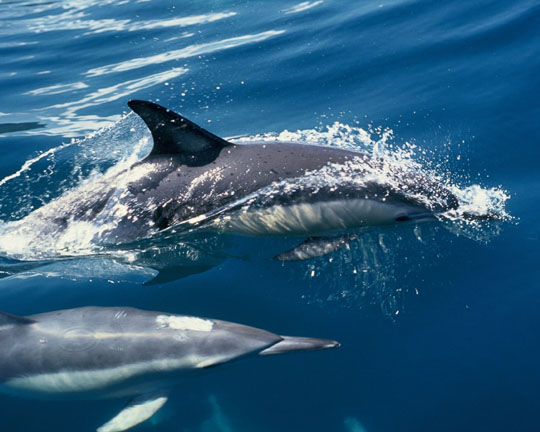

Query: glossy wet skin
<box><xmin>131</xmin><ymin>142</ymin><xmax>359</xmax><ymax>228</ymax></box>
<box><xmin>63</xmin><ymin>141</ymin><xmax>457</xmax><ymax>242</ymax></box>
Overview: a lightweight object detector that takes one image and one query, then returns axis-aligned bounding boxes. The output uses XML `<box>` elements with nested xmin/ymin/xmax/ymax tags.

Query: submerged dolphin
<box><xmin>0</xmin><ymin>306</ymin><xmax>338</xmax><ymax>431</ymax></box>
<box><xmin>5</xmin><ymin>100</ymin><xmax>459</xmax><ymax>260</ymax></box>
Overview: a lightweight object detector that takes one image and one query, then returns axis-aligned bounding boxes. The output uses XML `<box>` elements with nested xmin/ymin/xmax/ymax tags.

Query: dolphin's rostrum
<box><xmin>0</xmin><ymin>306</ymin><xmax>339</xmax><ymax>431</ymax></box>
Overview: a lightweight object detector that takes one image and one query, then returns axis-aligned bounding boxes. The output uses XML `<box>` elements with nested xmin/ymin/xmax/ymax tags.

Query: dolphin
<box><xmin>3</xmin><ymin>100</ymin><xmax>459</xmax><ymax>261</ymax></box>
<box><xmin>0</xmin><ymin>306</ymin><xmax>339</xmax><ymax>431</ymax></box>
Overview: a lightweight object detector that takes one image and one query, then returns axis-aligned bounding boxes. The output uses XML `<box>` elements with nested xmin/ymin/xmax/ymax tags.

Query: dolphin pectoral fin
<box><xmin>128</xmin><ymin>100</ymin><xmax>230</xmax><ymax>165</ymax></box>
<box><xmin>97</xmin><ymin>392</ymin><xmax>169</xmax><ymax>432</ymax></box>
<box><xmin>143</xmin><ymin>264</ymin><xmax>215</xmax><ymax>285</ymax></box>
<box><xmin>273</xmin><ymin>234</ymin><xmax>359</xmax><ymax>261</ymax></box>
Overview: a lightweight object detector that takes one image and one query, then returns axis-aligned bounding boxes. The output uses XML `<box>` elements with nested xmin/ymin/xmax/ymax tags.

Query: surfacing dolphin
<box><xmin>5</xmin><ymin>100</ymin><xmax>459</xmax><ymax>261</ymax></box>
<box><xmin>0</xmin><ymin>306</ymin><xmax>339</xmax><ymax>432</ymax></box>
<box><xmin>126</xmin><ymin>99</ymin><xmax>458</xmax><ymax>236</ymax></box>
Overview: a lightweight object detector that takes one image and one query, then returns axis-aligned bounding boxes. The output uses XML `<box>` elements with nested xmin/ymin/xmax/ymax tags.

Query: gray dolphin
<box><xmin>0</xmin><ymin>306</ymin><xmax>338</xmax><ymax>431</ymax></box>
<box><xmin>6</xmin><ymin>100</ymin><xmax>459</xmax><ymax>260</ymax></box>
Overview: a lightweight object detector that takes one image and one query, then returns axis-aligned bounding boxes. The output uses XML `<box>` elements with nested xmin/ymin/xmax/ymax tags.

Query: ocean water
<box><xmin>0</xmin><ymin>0</ymin><xmax>538</xmax><ymax>431</ymax></box>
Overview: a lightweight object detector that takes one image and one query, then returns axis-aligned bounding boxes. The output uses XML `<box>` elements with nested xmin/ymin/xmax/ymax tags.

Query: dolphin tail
<box><xmin>259</xmin><ymin>336</ymin><xmax>340</xmax><ymax>356</ymax></box>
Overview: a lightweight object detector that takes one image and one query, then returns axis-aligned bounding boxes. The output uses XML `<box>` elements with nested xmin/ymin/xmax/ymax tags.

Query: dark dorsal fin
<box><xmin>128</xmin><ymin>100</ymin><xmax>230</xmax><ymax>166</ymax></box>
<box><xmin>0</xmin><ymin>310</ymin><xmax>36</xmax><ymax>327</ymax></box>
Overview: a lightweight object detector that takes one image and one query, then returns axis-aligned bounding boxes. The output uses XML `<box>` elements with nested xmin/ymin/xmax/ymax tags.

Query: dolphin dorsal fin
<box><xmin>0</xmin><ymin>311</ymin><xmax>35</xmax><ymax>327</ymax></box>
<box><xmin>128</xmin><ymin>100</ymin><xmax>230</xmax><ymax>166</ymax></box>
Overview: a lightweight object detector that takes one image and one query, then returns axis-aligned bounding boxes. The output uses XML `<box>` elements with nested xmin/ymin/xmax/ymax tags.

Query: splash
<box><xmin>446</xmin><ymin>184</ymin><xmax>511</xmax><ymax>221</ymax></box>
<box><xmin>0</xmin><ymin>159</ymin><xmax>155</xmax><ymax>259</ymax></box>
<box><xmin>0</xmin><ymin>112</ymin><xmax>153</xmax><ymax>260</ymax></box>
<box><xmin>0</xmin><ymin>112</ymin><xmax>151</xmax><ymax>222</ymax></box>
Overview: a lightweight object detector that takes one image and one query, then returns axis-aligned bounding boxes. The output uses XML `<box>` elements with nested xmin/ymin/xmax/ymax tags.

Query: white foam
<box><xmin>446</xmin><ymin>184</ymin><xmax>511</xmax><ymax>221</ymax></box>
<box><xmin>0</xmin><ymin>140</ymin><xmax>154</xmax><ymax>260</ymax></box>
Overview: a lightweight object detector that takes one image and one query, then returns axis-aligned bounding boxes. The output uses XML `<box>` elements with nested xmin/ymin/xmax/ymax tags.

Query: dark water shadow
<box><xmin>0</xmin><ymin>122</ymin><xmax>45</xmax><ymax>134</ymax></box>
<box><xmin>0</xmin><ymin>230</ymin><xmax>237</xmax><ymax>286</ymax></box>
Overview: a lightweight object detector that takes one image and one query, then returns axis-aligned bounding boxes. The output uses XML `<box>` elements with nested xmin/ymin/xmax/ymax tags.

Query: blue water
<box><xmin>0</xmin><ymin>0</ymin><xmax>538</xmax><ymax>431</ymax></box>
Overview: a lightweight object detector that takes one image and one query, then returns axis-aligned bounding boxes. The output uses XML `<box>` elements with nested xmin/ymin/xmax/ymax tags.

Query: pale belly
<box><xmin>0</xmin><ymin>355</ymin><xmax>214</xmax><ymax>399</ymax></box>
<box><xmin>216</xmin><ymin>199</ymin><xmax>409</xmax><ymax>236</ymax></box>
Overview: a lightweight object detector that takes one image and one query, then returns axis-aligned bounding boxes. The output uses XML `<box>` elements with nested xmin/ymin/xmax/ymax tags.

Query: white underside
<box><xmin>217</xmin><ymin>199</ymin><xmax>403</xmax><ymax>236</ymax></box>
<box><xmin>2</xmin><ymin>354</ymin><xmax>224</xmax><ymax>396</ymax></box>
